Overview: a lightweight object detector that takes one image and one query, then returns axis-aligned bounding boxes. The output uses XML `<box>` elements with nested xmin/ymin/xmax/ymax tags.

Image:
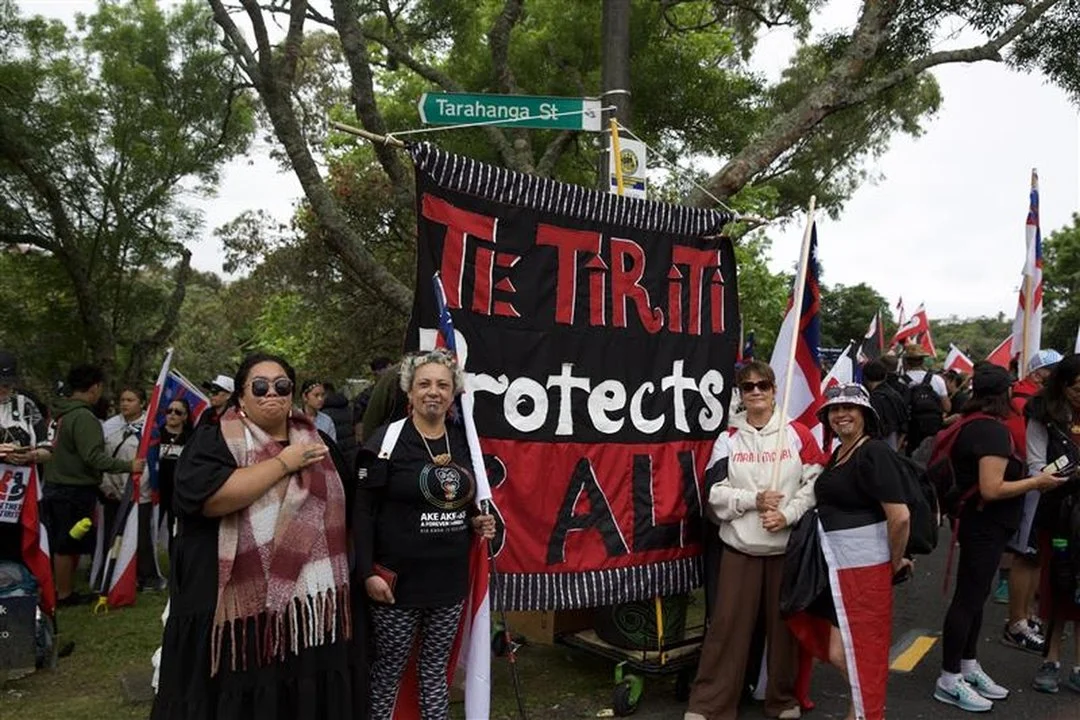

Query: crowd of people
<box><xmin>0</xmin><ymin>347</ymin><xmax>494</xmax><ymax>720</ymax></box>
<box><xmin>4</xmin><ymin>339</ymin><xmax>1080</xmax><ymax>719</ymax></box>
<box><xmin>685</xmin><ymin>345</ymin><xmax>1080</xmax><ymax>720</ymax></box>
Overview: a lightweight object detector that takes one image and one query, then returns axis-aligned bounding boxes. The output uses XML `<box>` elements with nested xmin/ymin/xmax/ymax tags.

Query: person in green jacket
<box><xmin>45</xmin><ymin>364</ymin><xmax>144</xmax><ymax>606</ymax></box>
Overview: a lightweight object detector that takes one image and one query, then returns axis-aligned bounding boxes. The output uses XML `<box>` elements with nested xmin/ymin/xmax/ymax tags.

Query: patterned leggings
<box><xmin>369</xmin><ymin>602</ymin><xmax>464</xmax><ymax>720</ymax></box>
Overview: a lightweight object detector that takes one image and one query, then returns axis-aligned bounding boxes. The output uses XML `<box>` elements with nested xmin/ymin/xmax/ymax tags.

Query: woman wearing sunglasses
<box><xmin>156</xmin><ymin>398</ymin><xmax>193</xmax><ymax>545</ymax></box>
<box><xmin>791</xmin><ymin>383</ymin><xmax>911</xmax><ymax>720</ymax></box>
<box><xmin>355</xmin><ymin>349</ymin><xmax>496</xmax><ymax>720</ymax></box>
<box><xmin>685</xmin><ymin>360</ymin><xmax>823</xmax><ymax>720</ymax></box>
<box><xmin>153</xmin><ymin>352</ymin><xmax>354</xmax><ymax>720</ymax></box>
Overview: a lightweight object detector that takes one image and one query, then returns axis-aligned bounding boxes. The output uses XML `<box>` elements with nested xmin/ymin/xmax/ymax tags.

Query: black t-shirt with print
<box><xmin>951</xmin><ymin>417</ymin><xmax>1025</xmax><ymax>530</ymax></box>
<box><xmin>361</xmin><ymin>421</ymin><xmax>476</xmax><ymax>608</ymax></box>
<box><xmin>815</xmin><ymin>438</ymin><xmax>906</xmax><ymax>525</ymax></box>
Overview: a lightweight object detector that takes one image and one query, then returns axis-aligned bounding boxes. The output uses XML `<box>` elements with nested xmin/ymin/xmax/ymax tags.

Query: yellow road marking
<box><xmin>890</xmin><ymin>635</ymin><xmax>937</xmax><ymax>672</ymax></box>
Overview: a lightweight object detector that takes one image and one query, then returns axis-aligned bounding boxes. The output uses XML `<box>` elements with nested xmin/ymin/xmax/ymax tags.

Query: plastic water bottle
<box><xmin>69</xmin><ymin>517</ymin><xmax>92</xmax><ymax>540</ymax></box>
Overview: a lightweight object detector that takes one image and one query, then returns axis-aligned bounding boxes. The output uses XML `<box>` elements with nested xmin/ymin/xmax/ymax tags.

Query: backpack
<box><xmin>904</xmin><ymin>372</ymin><xmax>944</xmax><ymax>442</ymax></box>
<box><xmin>924</xmin><ymin>412</ymin><xmax>1005</xmax><ymax>519</ymax></box>
<box><xmin>892</xmin><ymin>453</ymin><xmax>939</xmax><ymax>555</ymax></box>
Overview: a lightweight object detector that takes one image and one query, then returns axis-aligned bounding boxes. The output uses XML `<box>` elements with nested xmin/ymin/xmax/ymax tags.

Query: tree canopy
<box><xmin>0</xmin><ymin>0</ymin><xmax>255</xmax><ymax>383</ymax></box>
<box><xmin>204</xmin><ymin>0</ymin><xmax>1080</xmax><ymax>319</ymax></box>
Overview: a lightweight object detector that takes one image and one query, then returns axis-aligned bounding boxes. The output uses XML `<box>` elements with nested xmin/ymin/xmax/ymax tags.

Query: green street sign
<box><xmin>417</xmin><ymin>92</ymin><xmax>603</xmax><ymax>131</ymax></box>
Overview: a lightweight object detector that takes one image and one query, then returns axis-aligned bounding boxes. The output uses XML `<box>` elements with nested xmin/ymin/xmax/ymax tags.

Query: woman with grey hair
<box><xmin>354</xmin><ymin>349</ymin><xmax>495</xmax><ymax>720</ymax></box>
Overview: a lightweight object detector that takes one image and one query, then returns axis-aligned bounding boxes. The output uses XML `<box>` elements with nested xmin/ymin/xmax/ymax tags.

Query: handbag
<box><xmin>780</xmin><ymin>509</ymin><xmax>828</xmax><ymax>618</ymax></box>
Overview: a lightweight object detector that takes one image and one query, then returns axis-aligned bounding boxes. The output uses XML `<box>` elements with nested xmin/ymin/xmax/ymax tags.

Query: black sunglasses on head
<box><xmin>824</xmin><ymin>384</ymin><xmax>866</xmax><ymax>401</ymax></box>
<box><xmin>250</xmin><ymin>377</ymin><xmax>293</xmax><ymax>397</ymax></box>
<box><xmin>739</xmin><ymin>380</ymin><xmax>774</xmax><ymax>393</ymax></box>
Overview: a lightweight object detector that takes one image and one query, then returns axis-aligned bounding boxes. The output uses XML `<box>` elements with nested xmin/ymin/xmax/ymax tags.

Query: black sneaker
<box><xmin>1003</xmin><ymin>621</ymin><xmax>1046</xmax><ymax>655</ymax></box>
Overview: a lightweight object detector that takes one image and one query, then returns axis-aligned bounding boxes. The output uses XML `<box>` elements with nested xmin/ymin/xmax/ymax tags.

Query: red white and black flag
<box><xmin>788</xmin><ymin>512</ymin><xmax>893</xmax><ymax>720</ymax></box>
<box><xmin>405</xmin><ymin>143</ymin><xmax>738</xmax><ymax>610</ymax></box>
<box><xmin>857</xmin><ymin>311</ymin><xmax>884</xmax><ymax>364</ymax></box>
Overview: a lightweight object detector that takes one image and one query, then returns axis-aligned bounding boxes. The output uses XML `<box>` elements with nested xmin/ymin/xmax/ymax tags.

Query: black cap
<box><xmin>0</xmin><ymin>350</ymin><xmax>16</xmax><ymax>384</ymax></box>
<box><xmin>972</xmin><ymin>362</ymin><xmax>1011</xmax><ymax>398</ymax></box>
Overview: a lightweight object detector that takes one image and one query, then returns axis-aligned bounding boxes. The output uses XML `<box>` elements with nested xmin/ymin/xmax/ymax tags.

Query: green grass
<box><xmin>1</xmin><ymin>592</ymin><xmax>168</xmax><ymax>720</ymax></box>
<box><xmin>3</xmin><ymin>589</ymin><xmax>705</xmax><ymax>719</ymax></box>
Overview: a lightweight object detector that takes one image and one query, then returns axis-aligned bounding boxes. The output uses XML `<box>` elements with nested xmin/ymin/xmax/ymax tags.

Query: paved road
<box><xmin>624</xmin><ymin>539</ymin><xmax>1080</xmax><ymax>719</ymax></box>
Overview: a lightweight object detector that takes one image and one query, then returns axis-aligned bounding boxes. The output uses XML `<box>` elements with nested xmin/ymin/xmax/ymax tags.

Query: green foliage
<box><xmin>733</xmin><ymin>234</ymin><xmax>790</xmax><ymax>358</ymax></box>
<box><xmin>1040</xmin><ymin>212</ymin><xmax>1080</xmax><ymax>352</ymax></box>
<box><xmin>930</xmin><ymin>314</ymin><xmax>1011</xmax><ymax>362</ymax></box>
<box><xmin>819</xmin><ymin>282</ymin><xmax>890</xmax><ymax>350</ymax></box>
<box><xmin>0</xmin><ymin>0</ymin><xmax>255</xmax><ymax>382</ymax></box>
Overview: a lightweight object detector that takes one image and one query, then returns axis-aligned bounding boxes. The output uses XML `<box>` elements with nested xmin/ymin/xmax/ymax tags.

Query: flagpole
<box><xmin>609</xmin><ymin>118</ymin><xmax>669</xmax><ymax>665</ymax></box>
<box><xmin>1021</xmin><ymin>274</ymin><xmax>1032</xmax><ymax>373</ymax></box>
<box><xmin>772</xmin><ymin>196</ymin><xmax>817</xmax><ymax>491</ymax></box>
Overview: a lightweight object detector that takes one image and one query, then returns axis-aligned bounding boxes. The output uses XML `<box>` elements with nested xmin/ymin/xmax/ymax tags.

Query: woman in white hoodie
<box><xmin>685</xmin><ymin>360</ymin><xmax>824</xmax><ymax>720</ymax></box>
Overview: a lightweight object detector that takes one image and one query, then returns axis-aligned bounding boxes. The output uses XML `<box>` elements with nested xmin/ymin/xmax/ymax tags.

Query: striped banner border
<box><xmin>409</xmin><ymin>142</ymin><xmax>733</xmax><ymax>236</ymax></box>
<box><xmin>491</xmin><ymin>556</ymin><xmax>702</xmax><ymax>612</ymax></box>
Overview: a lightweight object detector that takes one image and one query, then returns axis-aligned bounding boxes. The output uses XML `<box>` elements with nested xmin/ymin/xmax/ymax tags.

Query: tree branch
<box><xmin>536</xmin><ymin>130</ymin><xmax>575</xmax><ymax>177</ymax></box>
<box><xmin>125</xmin><ymin>249</ymin><xmax>193</xmax><ymax>383</ymax></box>
<box><xmin>206</xmin><ymin>0</ymin><xmax>259</xmax><ymax>78</ymax></box>
<box><xmin>238</xmin><ymin>0</ymin><xmax>276</xmax><ymax>79</ymax></box>
<box><xmin>699</xmin><ymin>0</ymin><xmax>1058</xmax><ymax>203</ymax></box>
<box><xmin>279</xmin><ymin>0</ymin><xmax>309</xmax><ymax>87</ymax></box>
<box><xmin>329</xmin><ymin>0</ymin><xmax>411</xmax><ymax>199</ymax></box>
<box><xmin>695</xmin><ymin>0</ymin><xmax>896</xmax><ymax>202</ymax></box>
<box><xmin>362</xmin><ymin>28</ymin><xmax>522</xmax><ymax>169</ymax></box>
<box><xmin>0</xmin><ymin>232</ymin><xmax>56</xmax><ymax>253</ymax></box>
<box><xmin>839</xmin><ymin>0</ymin><xmax>1058</xmax><ymax>109</ymax></box>
<box><xmin>488</xmin><ymin>0</ymin><xmax>524</xmax><ymax>94</ymax></box>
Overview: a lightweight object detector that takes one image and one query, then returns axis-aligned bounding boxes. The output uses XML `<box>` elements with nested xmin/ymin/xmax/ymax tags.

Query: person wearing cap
<box><xmin>999</xmin><ymin>349</ymin><xmax>1063</xmax><ymax>653</ymax></box>
<box><xmin>932</xmin><ymin>363</ymin><xmax>1065</xmax><ymax>713</ymax></box>
<box><xmin>1024</xmin><ymin>354</ymin><xmax>1080</xmax><ymax>693</ymax></box>
<box><xmin>196</xmin><ymin>374</ymin><xmax>234</xmax><ymax>429</ymax></box>
<box><xmin>790</xmin><ymin>383</ymin><xmax>909</xmax><ymax>720</ymax></box>
<box><xmin>299</xmin><ymin>379</ymin><xmax>337</xmax><ymax>442</ymax></box>
<box><xmin>684</xmin><ymin>360</ymin><xmax>822</xmax><ymax>720</ymax></box>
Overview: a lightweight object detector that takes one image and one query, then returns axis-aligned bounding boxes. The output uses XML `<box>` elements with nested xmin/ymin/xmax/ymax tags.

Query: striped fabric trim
<box><xmin>822</xmin><ymin>521</ymin><xmax>890</xmax><ymax>569</ymax></box>
<box><xmin>491</xmin><ymin>556</ymin><xmax>702</xmax><ymax>612</ymax></box>
<box><xmin>409</xmin><ymin>143</ymin><xmax>733</xmax><ymax>236</ymax></box>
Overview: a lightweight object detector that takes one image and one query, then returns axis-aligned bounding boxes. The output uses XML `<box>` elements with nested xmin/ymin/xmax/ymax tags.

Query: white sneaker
<box><xmin>964</xmin><ymin>667</ymin><xmax>1009</xmax><ymax>700</ymax></box>
<box><xmin>778</xmin><ymin>707</ymin><xmax>802</xmax><ymax>719</ymax></box>
<box><xmin>683</xmin><ymin>714</ymin><xmax>707</xmax><ymax>720</ymax></box>
<box><xmin>933</xmin><ymin>677</ymin><xmax>994</xmax><ymax>712</ymax></box>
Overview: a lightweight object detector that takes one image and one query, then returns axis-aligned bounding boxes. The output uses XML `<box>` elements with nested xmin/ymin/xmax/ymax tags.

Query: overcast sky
<box><xmin>31</xmin><ymin>1</ymin><xmax>1080</xmax><ymax>322</ymax></box>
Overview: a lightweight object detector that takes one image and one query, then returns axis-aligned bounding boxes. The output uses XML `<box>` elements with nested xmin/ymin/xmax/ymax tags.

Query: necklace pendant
<box><xmin>433</xmin><ymin>453</ymin><xmax>452</xmax><ymax>466</ymax></box>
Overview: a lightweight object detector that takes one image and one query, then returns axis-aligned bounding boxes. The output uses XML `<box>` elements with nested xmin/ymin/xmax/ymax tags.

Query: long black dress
<box><xmin>151</xmin><ymin>425</ymin><xmax>354</xmax><ymax>720</ymax></box>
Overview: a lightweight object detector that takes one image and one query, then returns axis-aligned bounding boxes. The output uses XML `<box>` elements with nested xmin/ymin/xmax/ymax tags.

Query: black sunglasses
<box><xmin>739</xmin><ymin>380</ymin><xmax>774</xmax><ymax>394</ymax></box>
<box><xmin>250</xmin><ymin>377</ymin><xmax>293</xmax><ymax>398</ymax></box>
<box><xmin>824</xmin><ymin>384</ymin><xmax>866</xmax><ymax>401</ymax></box>
<box><xmin>165</xmin><ymin>407</ymin><xmax>186</xmax><ymax>416</ymax></box>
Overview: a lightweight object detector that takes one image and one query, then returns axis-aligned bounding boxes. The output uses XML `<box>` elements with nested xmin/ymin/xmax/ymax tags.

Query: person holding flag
<box><xmin>355</xmin><ymin>348</ymin><xmax>496</xmax><ymax>720</ymax></box>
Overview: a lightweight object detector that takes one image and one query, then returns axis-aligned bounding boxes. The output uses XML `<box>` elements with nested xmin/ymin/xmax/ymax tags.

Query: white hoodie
<box><xmin>706</xmin><ymin>410</ymin><xmax>823</xmax><ymax>556</ymax></box>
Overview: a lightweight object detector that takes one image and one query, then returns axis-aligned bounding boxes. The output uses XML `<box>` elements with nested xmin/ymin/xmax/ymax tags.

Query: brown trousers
<box><xmin>687</xmin><ymin>547</ymin><xmax>798</xmax><ymax>720</ymax></box>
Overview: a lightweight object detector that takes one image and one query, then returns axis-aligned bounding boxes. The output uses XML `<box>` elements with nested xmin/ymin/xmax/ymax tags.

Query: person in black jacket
<box><xmin>322</xmin><ymin>382</ymin><xmax>355</xmax><ymax>461</ymax></box>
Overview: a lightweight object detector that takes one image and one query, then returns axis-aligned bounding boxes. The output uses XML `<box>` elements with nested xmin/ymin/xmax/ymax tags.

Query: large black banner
<box><xmin>406</xmin><ymin>143</ymin><xmax>739</xmax><ymax>611</ymax></box>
